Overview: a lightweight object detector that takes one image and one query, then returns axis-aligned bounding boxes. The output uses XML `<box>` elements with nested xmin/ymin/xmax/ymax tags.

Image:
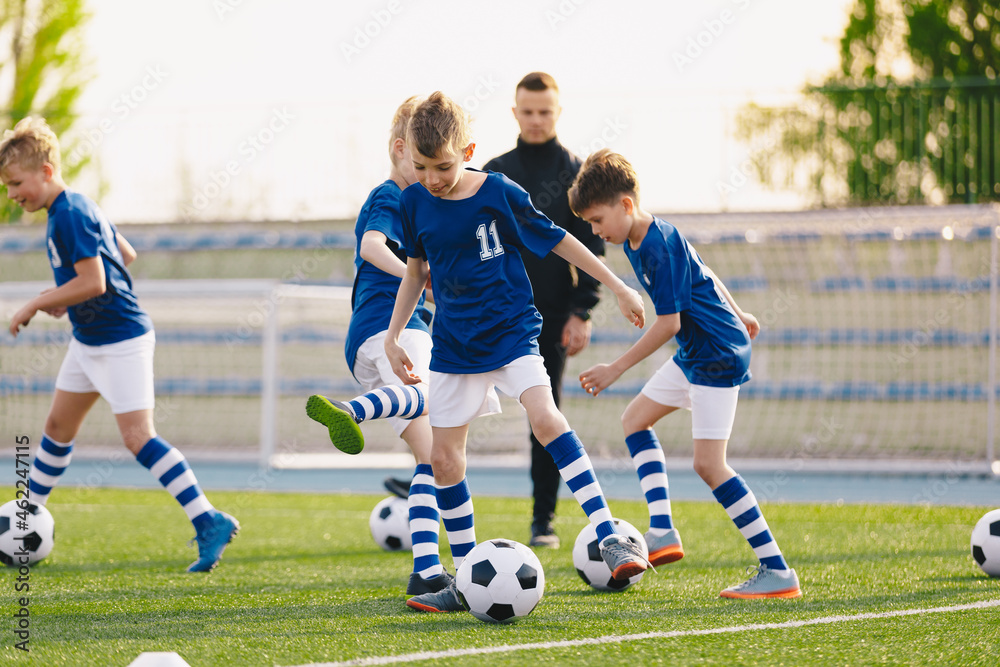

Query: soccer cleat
<box><xmin>405</xmin><ymin>580</ymin><xmax>464</xmax><ymax>612</ymax></box>
<box><xmin>406</xmin><ymin>570</ymin><xmax>454</xmax><ymax>596</ymax></box>
<box><xmin>720</xmin><ymin>564</ymin><xmax>802</xmax><ymax>599</ymax></box>
<box><xmin>187</xmin><ymin>511</ymin><xmax>240</xmax><ymax>573</ymax></box>
<box><xmin>645</xmin><ymin>528</ymin><xmax>684</xmax><ymax>566</ymax></box>
<box><xmin>305</xmin><ymin>394</ymin><xmax>365</xmax><ymax>455</ymax></box>
<box><xmin>384</xmin><ymin>476</ymin><xmax>412</xmax><ymax>500</ymax></box>
<box><xmin>600</xmin><ymin>533</ymin><xmax>649</xmax><ymax>581</ymax></box>
<box><xmin>529</xmin><ymin>522</ymin><xmax>560</xmax><ymax>549</ymax></box>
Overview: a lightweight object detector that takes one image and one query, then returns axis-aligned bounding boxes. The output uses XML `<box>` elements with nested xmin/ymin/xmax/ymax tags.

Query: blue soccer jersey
<box><xmin>624</xmin><ymin>217</ymin><xmax>751</xmax><ymax>387</ymax></box>
<box><xmin>400</xmin><ymin>170</ymin><xmax>567</xmax><ymax>374</ymax></box>
<box><xmin>344</xmin><ymin>180</ymin><xmax>433</xmax><ymax>374</ymax></box>
<box><xmin>46</xmin><ymin>190</ymin><xmax>152</xmax><ymax>346</ymax></box>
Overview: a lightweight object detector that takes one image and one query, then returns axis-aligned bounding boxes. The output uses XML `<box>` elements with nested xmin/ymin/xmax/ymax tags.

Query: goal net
<box><xmin>1</xmin><ymin>204</ymin><xmax>997</xmax><ymax>473</ymax></box>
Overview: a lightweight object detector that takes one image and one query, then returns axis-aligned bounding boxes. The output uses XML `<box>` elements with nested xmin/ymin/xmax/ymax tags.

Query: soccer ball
<box><xmin>573</xmin><ymin>518</ymin><xmax>648</xmax><ymax>592</ymax></box>
<box><xmin>456</xmin><ymin>538</ymin><xmax>545</xmax><ymax>623</ymax></box>
<box><xmin>971</xmin><ymin>508</ymin><xmax>1000</xmax><ymax>577</ymax></box>
<box><xmin>0</xmin><ymin>500</ymin><xmax>55</xmax><ymax>567</ymax></box>
<box><xmin>369</xmin><ymin>496</ymin><xmax>411</xmax><ymax>551</ymax></box>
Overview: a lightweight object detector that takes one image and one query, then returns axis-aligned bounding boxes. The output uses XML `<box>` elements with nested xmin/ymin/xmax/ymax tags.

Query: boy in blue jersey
<box><xmin>1</xmin><ymin>117</ymin><xmax>238</xmax><ymax>573</ymax></box>
<box><xmin>305</xmin><ymin>97</ymin><xmax>449</xmax><ymax>599</ymax></box>
<box><xmin>385</xmin><ymin>92</ymin><xmax>651</xmax><ymax>613</ymax></box>
<box><xmin>569</xmin><ymin>149</ymin><xmax>801</xmax><ymax>599</ymax></box>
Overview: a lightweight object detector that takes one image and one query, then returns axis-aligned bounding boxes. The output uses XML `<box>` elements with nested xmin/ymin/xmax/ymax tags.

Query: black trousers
<box><xmin>530</xmin><ymin>313</ymin><xmax>569</xmax><ymax>526</ymax></box>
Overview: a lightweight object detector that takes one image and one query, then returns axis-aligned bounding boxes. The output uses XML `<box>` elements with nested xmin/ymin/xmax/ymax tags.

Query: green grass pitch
<box><xmin>1</xmin><ymin>488</ymin><xmax>997</xmax><ymax>666</ymax></box>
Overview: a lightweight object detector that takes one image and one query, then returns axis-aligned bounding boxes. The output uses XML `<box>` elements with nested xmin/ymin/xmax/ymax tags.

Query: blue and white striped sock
<box><xmin>347</xmin><ymin>384</ymin><xmax>425</xmax><ymax>422</ymax></box>
<box><xmin>626</xmin><ymin>430</ymin><xmax>673</xmax><ymax>532</ymax></box>
<box><xmin>436</xmin><ymin>478</ymin><xmax>476</xmax><ymax>571</ymax></box>
<box><xmin>712</xmin><ymin>474</ymin><xmax>788</xmax><ymax>570</ymax></box>
<box><xmin>27</xmin><ymin>434</ymin><xmax>74</xmax><ymax>506</ymax></box>
<box><xmin>136</xmin><ymin>436</ymin><xmax>215</xmax><ymax>531</ymax></box>
<box><xmin>409</xmin><ymin>464</ymin><xmax>443</xmax><ymax>579</ymax></box>
<box><xmin>545</xmin><ymin>431</ymin><xmax>616</xmax><ymax>542</ymax></box>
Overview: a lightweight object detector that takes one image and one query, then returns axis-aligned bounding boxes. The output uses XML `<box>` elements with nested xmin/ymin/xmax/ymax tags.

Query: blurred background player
<box><xmin>305</xmin><ymin>97</ymin><xmax>450</xmax><ymax>599</ymax></box>
<box><xmin>570</xmin><ymin>149</ymin><xmax>801</xmax><ymax>599</ymax></box>
<box><xmin>385</xmin><ymin>92</ymin><xmax>650</xmax><ymax>613</ymax></box>
<box><xmin>482</xmin><ymin>72</ymin><xmax>604</xmax><ymax>549</ymax></box>
<box><xmin>1</xmin><ymin>117</ymin><xmax>238</xmax><ymax>573</ymax></box>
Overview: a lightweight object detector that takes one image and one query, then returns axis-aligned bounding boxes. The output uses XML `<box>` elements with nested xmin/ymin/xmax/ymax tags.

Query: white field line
<box><xmin>288</xmin><ymin>598</ymin><xmax>1000</xmax><ymax>667</ymax></box>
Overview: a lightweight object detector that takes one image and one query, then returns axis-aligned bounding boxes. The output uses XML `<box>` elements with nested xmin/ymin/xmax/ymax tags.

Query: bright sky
<box><xmin>70</xmin><ymin>0</ymin><xmax>856</xmax><ymax>223</ymax></box>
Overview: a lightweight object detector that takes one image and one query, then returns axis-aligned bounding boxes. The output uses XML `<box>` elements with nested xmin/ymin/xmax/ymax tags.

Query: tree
<box><xmin>1</xmin><ymin>0</ymin><xmax>91</xmax><ymax>223</ymax></box>
<box><xmin>737</xmin><ymin>0</ymin><xmax>1000</xmax><ymax>206</ymax></box>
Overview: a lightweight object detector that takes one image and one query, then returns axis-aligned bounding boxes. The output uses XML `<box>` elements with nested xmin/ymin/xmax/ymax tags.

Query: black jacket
<box><xmin>483</xmin><ymin>137</ymin><xmax>604</xmax><ymax>320</ymax></box>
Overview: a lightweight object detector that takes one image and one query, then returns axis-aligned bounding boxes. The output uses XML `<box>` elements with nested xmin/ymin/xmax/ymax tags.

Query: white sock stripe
<box><xmin>408</xmin><ymin>491</ymin><xmax>437</xmax><ymax>506</ymax></box>
<box><xmin>165</xmin><ymin>470</ymin><xmax>199</xmax><ymax>497</ymax></box>
<box><xmin>639</xmin><ymin>474</ymin><xmax>669</xmax><ymax>493</ymax></box>
<box><xmin>381</xmin><ymin>385</ymin><xmax>406</xmax><ymax>415</ymax></box>
<box><xmin>648</xmin><ymin>499</ymin><xmax>673</xmax><ymax>515</ymax></box>
<box><xmin>559</xmin><ymin>455</ymin><xmax>594</xmax><ymax>481</ymax></box>
<box><xmin>738</xmin><ymin>516</ymin><xmax>769</xmax><ymax>540</ymax></box>
<box><xmin>410</xmin><ymin>518</ymin><xmax>440</xmax><ymax>533</ymax></box>
<box><xmin>589</xmin><ymin>507</ymin><xmax>614</xmax><ymax>526</ymax></box>
<box><xmin>412</xmin><ymin>544</ymin><xmax>440</xmax><ymax>558</ymax></box>
<box><xmin>632</xmin><ymin>449</ymin><xmax>666</xmax><ymax>468</ymax></box>
<box><xmin>148</xmin><ymin>447</ymin><xmax>185</xmax><ymax>479</ymax></box>
<box><xmin>35</xmin><ymin>447</ymin><xmax>73</xmax><ymax>468</ymax></box>
<box><xmin>41</xmin><ymin>434</ymin><xmax>72</xmax><ymax>448</ymax></box>
<box><xmin>572</xmin><ymin>483</ymin><xmax>603</xmax><ymax>506</ymax></box>
<box><xmin>724</xmin><ymin>492</ymin><xmax>759</xmax><ymax>520</ymax></box>
<box><xmin>182</xmin><ymin>495</ymin><xmax>213</xmax><ymax>520</ymax></box>
<box><xmin>416</xmin><ymin>564</ymin><xmax>444</xmax><ymax>579</ymax></box>
<box><xmin>447</xmin><ymin>528</ymin><xmax>476</xmax><ymax>544</ymax></box>
<box><xmin>29</xmin><ymin>469</ymin><xmax>63</xmax><ymax>487</ymax></box>
<box><xmin>439</xmin><ymin>499</ymin><xmax>474</xmax><ymax>518</ymax></box>
<box><xmin>356</xmin><ymin>396</ymin><xmax>378</xmax><ymax>420</ymax></box>
<box><xmin>752</xmin><ymin>541</ymin><xmax>782</xmax><ymax>559</ymax></box>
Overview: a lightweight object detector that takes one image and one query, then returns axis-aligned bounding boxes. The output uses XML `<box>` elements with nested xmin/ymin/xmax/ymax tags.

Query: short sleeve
<box><xmin>644</xmin><ymin>241</ymin><xmax>691</xmax><ymax>316</ymax></box>
<box><xmin>364</xmin><ymin>186</ymin><xmax>401</xmax><ymax>242</ymax></box>
<box><xmin>53</xmin><ymin>207</ymin><xmax>101</xmax><ymax>266</ymax></box>
<box><xmin>399</xmin><ymin>188</ymin><xmax>425</xmax><ymax>260</ymax></box>
<box><xmin>502</xmin><ymin>179</ymin><xmax>566</xmax><ymax>258</ymax></box>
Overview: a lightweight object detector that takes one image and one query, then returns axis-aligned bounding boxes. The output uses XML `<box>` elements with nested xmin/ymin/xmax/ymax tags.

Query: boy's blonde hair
<box><xmin>568</xmin><ymin>148</ymin><xmax>640</xmax><ymax>216</ymax></box>
<box><xmin>0</xmin><ymin>117</ymin><xmax>61</xmax><ymax>175</ymax></box>
<box><xmin>406</xmin><ymin>91</ymin><xmax>472</xmax><ymax>159</ymax></box>
<box><xmin>389</xmin><ymin>95</ymin><xmax>421</xmax><ymax>164</ymax></box>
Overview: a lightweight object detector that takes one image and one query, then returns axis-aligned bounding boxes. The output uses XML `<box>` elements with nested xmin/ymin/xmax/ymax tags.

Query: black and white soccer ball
<box><xmin>572</xmin><ymin>518</ymin><xmax>648</xmax><ymax>592</ymax></box>
<box><xmin>369</xmin><ymin>496</ymin><xmax>411</xmax><ymax>552</ymax></box>
<box><xmin>971</xmin><ymin>508</ymin><xmax>1000</xmax><ymax>577</ymax></box>
<box><xmin>456</xmin><ymin>538</ymin><xmax>545</xmax><ymax>623</ymax></box>
<box><xmin>0</xmin><ymin>500</ymin><xmax>55</xmax><ymax>566</ymax></box>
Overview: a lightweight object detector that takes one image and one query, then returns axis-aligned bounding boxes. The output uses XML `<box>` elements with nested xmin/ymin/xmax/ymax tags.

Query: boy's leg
<box><xmin>622</xmin><ymin>395</ymin><xmax>684</xmax><ymax>565</ymax></box>
<box><xmin>519</xmin><ymin>384</ymin><xmax>647</xmax><ymax>581</ymax></box>
<box><xmin>120</xmin><ymin>410</ymin><xmax>239</xmax><ymax>573</ymax></box>
<box><xmin>695</xmin><ymin>440</ymin><xmax>800</xmax><ymax>599</ymax></box>
<box><xmin>29</xmin><ymin>389</ymin><xmax>100</xmax><ymax>505</ymax></box>
<box><xmin>399</xmin><ymin>417</ymin><xmax>449</xmax><ymax>594</ymax></box>
<box><xmin>406</xmin><ymin>424</ymin><xmax>470</xmax><ymax>613</ymax></box>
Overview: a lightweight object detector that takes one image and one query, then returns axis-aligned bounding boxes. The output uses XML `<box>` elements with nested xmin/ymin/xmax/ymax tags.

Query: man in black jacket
<box><xmin>482</xmin><ymin>72</ymin><xmax>604</xmax><ymax>548</ymax></box>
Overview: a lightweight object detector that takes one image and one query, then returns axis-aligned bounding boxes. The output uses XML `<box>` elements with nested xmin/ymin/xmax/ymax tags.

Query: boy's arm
<box><xmin>579</xmin><ymin>313</ymin><xmax>680</xmax><ymax>397</ymax></box>
<box><xmin>384</xmin><ymin>256</ymin><xmax>430</xmax><ymax>384</ymax></box>
<box><xmin>116</xmin><ymin>233</ymin><xmax>137</xmax><ymax>267</ymax></box>
<box><xmin>8</xmin><ymin>257</ymin><xmax>105</xmax><ymax>337</ymax></box>
<box><xmin>703</xmin><ymin>266</ymin><xmax>759</xmax><ymax>339</ymax></box>
<box><xmin>550</xmin><ymin>234</ymin><xmax>645</xmax><ymax>329</ymax></box>
<box><xmin>359</xmin><ymin>230</ymin><xmax>407</xmax><ymax>279</ymax></box>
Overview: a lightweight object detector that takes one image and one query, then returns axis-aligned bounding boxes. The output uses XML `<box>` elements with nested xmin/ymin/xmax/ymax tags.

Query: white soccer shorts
<box><xmin>641</xmin><ymin>357</ymin><xmax>741</xmax><ymax>440</ymax></box>
<box><xmin>429</xmin><ymin>354</ymin><xmax>550</xmax><ymax>429</ymax></box>
<box><xmin>55</xmin><ymin>330</ymin><xmax>156</xmax><ymax>414</ymax></box>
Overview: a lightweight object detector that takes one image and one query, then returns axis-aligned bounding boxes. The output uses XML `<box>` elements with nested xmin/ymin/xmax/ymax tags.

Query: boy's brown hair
<box><xmin>388</xmin><ymin>95</ymin><xmax>421</xmax><ymax>164</ymax></box>
<box><xmin>516</xmin><ymin>72</ymin><xmax>559</xmax><ymax>94</ymax></box>
<box><xmin>568</xmin><ymin>148</ymin><xmax>640</xmax><ymax>216</ymax></box>
<box><xmin>406</xmin><ymin>91</ymin><xmax>472</xmax><ymax>159</ymax></box>
<box><xmin>0</xmin><ymin>117</ymin><xmax>61</xmax><ymax>175</ymax></box>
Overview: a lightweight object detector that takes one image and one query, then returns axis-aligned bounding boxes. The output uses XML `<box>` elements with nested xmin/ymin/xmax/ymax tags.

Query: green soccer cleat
<box><xmin>405</xmin><ymin>581</ymin><xmax>464</xmax><ymax>612</ymax></box>
<box><xmin>305</xmin><ymin>394</ymin><xmax>364</xmax><ymax>455</ymax></box>
<box><xmin>406</xmin><ymin>570</ymin><xmax>454</xmax><ymax>596</ymax></box>
<box><xmin>600</xmin><ymin>533</ymin><xmax>650</xmax><ymax>581</ymax></box>
<box><xmin>644</xmin><ymin>528</ymin><xmax>684</xmax><ymax>566</ymax></box>
<box><xmin>720</xmin><ymin>564</ymin><xmax>802</xmax><ymax>599</ymax></box>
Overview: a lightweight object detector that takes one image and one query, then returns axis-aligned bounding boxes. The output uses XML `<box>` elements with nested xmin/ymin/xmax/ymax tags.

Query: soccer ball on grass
<box><xmin>369</xmin><ymin>496</ymin><xmax>411</xmax><ymax>551</ymax></box>
<box><xmin>0</xmin><ymin>500</ymin><xmax>55</xmax><ymax>566</ymax></box>
<box><xmin>456</xmin><ymin>538</ymin><xmax>545</xmax><ymax>623</ymax></box>
<box><xmin>572</xmin><ymin>518</ymin><xmax>648</xmax><ymax>591</ymax></box>
<box><xmin>971</xmin><ymin>508</ymin><xmax>1000</xmax><ymax>577</ymax></box>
